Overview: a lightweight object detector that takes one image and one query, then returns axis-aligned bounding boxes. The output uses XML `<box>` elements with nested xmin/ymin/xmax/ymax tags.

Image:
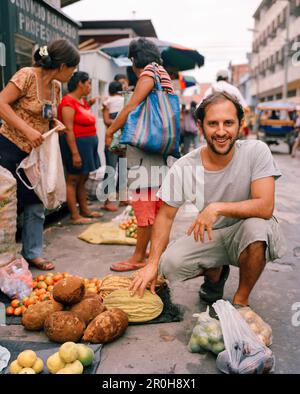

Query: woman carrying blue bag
<box><xmin>105</xmin><ymin>38</ymin><xmax>180</xmax><ymax>272</ymax></box>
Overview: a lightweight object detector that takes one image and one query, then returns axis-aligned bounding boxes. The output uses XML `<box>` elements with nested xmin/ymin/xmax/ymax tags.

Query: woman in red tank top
<box><xmin>58</xmin><ymin>72</ymin><xmax>101</xmax><ymax>225</ymax></box>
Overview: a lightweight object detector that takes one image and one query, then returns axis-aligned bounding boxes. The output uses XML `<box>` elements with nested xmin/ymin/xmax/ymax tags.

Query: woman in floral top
<box><xmin>0</xmin><ymin>39</ymin><xmax>80</xmax><ymax>270</ymax></box>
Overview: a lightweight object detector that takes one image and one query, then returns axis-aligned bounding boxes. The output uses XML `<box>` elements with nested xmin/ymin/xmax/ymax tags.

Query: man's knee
<box><xmin>240</xmin><ymin>240</ymin><xmax>267</xmax><ymax>260</ymax></box>
<box><xmin>242</xmin><ymin>217</ymin><xmax>268</xmax><ymax>238</ymax></box>
<box><xmin>159</xmin><ymin>246</ymin><xmax>182</xmax><ymax>280</ymax></box>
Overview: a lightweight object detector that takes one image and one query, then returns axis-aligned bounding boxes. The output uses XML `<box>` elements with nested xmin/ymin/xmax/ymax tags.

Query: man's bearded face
<box><xmin>200</xmin><ymin>99</ymin><xmax>242</xmax><ymax>156</ymax></box>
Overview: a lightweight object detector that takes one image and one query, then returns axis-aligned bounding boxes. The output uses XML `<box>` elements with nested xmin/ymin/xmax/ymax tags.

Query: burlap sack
<box><xmin>0</xmin><ymin>166</ymin><xmax>17</xmax><ymax>267</ymax></box>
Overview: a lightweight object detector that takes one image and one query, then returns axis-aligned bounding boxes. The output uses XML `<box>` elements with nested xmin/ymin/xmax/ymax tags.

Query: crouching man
<box><xmin>130</xmin><ymin>92</ymin><xmax>286</xmax><ymax>307</ymax></box>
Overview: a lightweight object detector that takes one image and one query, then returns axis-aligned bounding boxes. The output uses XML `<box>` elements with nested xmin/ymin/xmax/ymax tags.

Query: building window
<box><xmin>276</xmin><ymin>93</ymin><xmax>282</xmax><ymax>100</ymax></box>
<box><xmin>288</xmin><ymin>89</ymin><xmax>297</xmax><ymax>98</ymax></box>
<box><xmin>15</xmin><ymin>34</ymin><xmax>35</xmax><ymax>71</ymax></box>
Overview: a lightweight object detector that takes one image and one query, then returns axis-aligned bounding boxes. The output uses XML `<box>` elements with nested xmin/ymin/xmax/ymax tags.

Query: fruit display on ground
<box><xmin>5</xmin><ymin>272</ymin><xmax>103</xmax><ymax>317</ymax></box>
<box><xmin>6</xmin><ymin>271</ymin><xmax>167</xmax><ymax>317</ymax></box>
<box><xmin>9</xmin><ymin>350</ymin><xmax>44</xmax><ymax>374</ymax></box>
<box><xmin>119</xmin><ymin>213</ymin><xmax>138</xmax><ymax>239</ymax></box>
<box><xmin>18</xmin><ymin>276</ymin><xmax>130</xmax><ymax>345</ymax></box>
<box><xmin>8</xmin><ymin>343</ymin><xmax>94</xmax><ymax>374</ymax></box>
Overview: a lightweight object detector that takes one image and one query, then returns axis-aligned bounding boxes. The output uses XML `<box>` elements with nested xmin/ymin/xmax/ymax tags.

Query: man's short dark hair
<box><xmin>109</xmin><ymin>81</ymin><xmax>122</xmax><ymax>95</ymax></box>
<box><xmin>128</xmin><ymin>38</ymin><xmax>163</xmax><ymax>69</ymax></box>
<box><xmin>195</xmin><ymin>92</ymin><xmax>244</xmax><ymax>126</ymax></box>
<box><xmin>114</xmin><ymin>74</ymin><xmax>128</xmax><ymax>82</ymax></box>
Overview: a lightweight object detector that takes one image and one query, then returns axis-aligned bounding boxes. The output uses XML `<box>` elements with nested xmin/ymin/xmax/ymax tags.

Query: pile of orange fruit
<box><xmin>5</xmin><ymin>272</ymin><xmax>103</xmax><ymax>317</ymax></box>
<box><xmin>119</xmin><ymin>217</ymin><xmax>138</xmax><ymax>239</ymax></box>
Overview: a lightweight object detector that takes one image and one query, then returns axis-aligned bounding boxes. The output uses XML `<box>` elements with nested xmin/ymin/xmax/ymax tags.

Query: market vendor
<box><xmin>130</xmin><ymin>91</ymin><xmax>286</xmax><ymax>308</ymax></box>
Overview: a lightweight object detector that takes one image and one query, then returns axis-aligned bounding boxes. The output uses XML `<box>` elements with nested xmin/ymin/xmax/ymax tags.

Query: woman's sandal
<box><xmin>102</xmin><ymin>203</ymin><xmax>118</xmax><ymax>212</ymax></box>
<box><xmin>69</xmin><ymin>217</ymin><xmax>94</xmax><ymax>225</ymax></box>
<box><xmin>110</xmin><ymin>261</ymin><xmax>147</xmax><ymax>272</ymax></box>
<box><xmin>28</xmin><ymin>259</ymin><xmax>55</xmax><ymax>271</ymax></box>
<box><xmin>81</xmin><ymin>211</ymin><xmax>104</xmax><ymax>218</ymax></box>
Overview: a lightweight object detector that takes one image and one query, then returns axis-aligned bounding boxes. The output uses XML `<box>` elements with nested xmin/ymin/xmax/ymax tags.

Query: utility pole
<box><xmin>248</xmin><ymin>28</ymin><xmax>260</xmax><ymax>104</ymax></box>
<box><xmin>283</xmin><ymin>1</ymin><xmax>290</xmax><ymax>100</ymax></box>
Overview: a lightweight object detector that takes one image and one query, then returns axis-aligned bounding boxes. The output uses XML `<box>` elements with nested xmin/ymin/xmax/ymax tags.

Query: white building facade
<box><xmin>250</xmin><ymin>0</ymin><xmax>300</xmax><ymax>104</ymax></box>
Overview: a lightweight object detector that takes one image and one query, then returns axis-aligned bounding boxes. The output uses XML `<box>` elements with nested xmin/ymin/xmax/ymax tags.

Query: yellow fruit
<box><xmin>47</xmin><ymin>352</ymin><xmax>65</xmax><ymax>374</ymax></box>
<box><xmin>76</xmin><ymin>344</ymin><xmax>94</xmax><ymax>367</ymax></box>
<box><xmin>9</xmin><ymin>360</ymin><xmax>23</xmax><ymax>374</ymax></box>
<box><xmin>103</xmin><ymin>289</ymin><xmax>163</xmax><ymax>322</ymax></box>
<box><xmin>56</xmin><ymin>361</ymin><xmax>83</xmax><ymax>375</ymax></box>
<box><xmin>17</xmin><ymin>350</ymin><xmax>37</xmax><ymax>368</ymax></box>
<box><xmin>56</xmin><ymin>367</ymin><xmax>73</xmax><ymax>374</ymax></box>
<box><xmin>59</xmin><ymin>342</ymin><xmax>78</xmax><ymax>363</ymax></box>
<box><xmin>19</xmin><ymin>368</ymin><xmax>36</xmax><ymax>374</ymax></box>
<box><xmin>65</xmin><ymin>360</ymin><xmax>84</xmax><ymax>374</ymax></box>
<box><xmin>32</xmin><ymin>357</ymin><xmax>44</xmax><ymax>374</ymax></box>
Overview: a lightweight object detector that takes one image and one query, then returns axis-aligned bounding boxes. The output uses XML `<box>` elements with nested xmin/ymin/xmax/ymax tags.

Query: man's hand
<box><xmin>72</xmin><ymin>152</ymin><xmax>82</xmax><ymax>168</ymax></box>
<box><xmin>187</xmin><ymin>203</ymin><xmax>220</xmax><ymax>242</ymax></box>
<box><xmin>129</xmin><ymin>264</ymin><xmax>159</xmax><ymax>297</ymax></box>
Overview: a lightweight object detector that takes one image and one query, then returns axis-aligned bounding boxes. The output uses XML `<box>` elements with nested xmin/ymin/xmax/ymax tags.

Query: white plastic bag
<box><xmin>188</xmin><ymin>307</ymin><xmax>225</xmax><ymax>355</ymax></box>
<box><xmin>238</xmin><ymin>307</ymin><xmax>273</xmax><ymax>347</ymax></box>
<box><xmin>0</xmin><ymin>166</ymin><xmax>17</xmax><ymax>267</ymax></box>
<box><xmin>16</xmin><ymin>125</ymin><xmax>66</xmax><ymax>210</ymax></box>
<box><xmin>0</xmin><ymin>346</ymin><xmax>10</xmax><ymax>372</ymax></box>
<box><xmin>213</xmin><ymin>300</ymin><xmax>275</xmax><ymax>374</ymax></box>
<box><xmin>0</xmin><ymin>257</ymin><xmax>33</xmax><ymax>300</ymax></box>
<box><xmin>111</xmin><ymin>206</ymin><xmax>134</xmax><ymax>223</ymax></box>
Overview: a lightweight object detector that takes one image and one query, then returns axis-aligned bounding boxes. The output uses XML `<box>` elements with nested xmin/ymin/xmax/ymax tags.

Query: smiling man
<box><xmin>130</xmin><ymin>91</ymin><xmax>286</xmax><ymax>307</ymax></box>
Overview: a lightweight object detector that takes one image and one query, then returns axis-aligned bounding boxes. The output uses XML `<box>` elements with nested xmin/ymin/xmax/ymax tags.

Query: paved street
<box><xmin>1</xmin><ymin>141</ymin><xmax>300</xmax><ymax>374</ymax></box>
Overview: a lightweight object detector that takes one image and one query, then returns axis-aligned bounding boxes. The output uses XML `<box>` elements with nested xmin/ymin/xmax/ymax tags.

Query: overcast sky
<box><xmin>64</xmin><ymin>0</ymin><xmax>262</xmax><ymax>85</ymax></box>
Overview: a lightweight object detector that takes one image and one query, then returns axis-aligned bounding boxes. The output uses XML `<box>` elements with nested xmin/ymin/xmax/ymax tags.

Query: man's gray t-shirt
<box><xmin>157</xmin><ymin>140</ymin><xmax>282</xmax><ymax>229</ymax></box>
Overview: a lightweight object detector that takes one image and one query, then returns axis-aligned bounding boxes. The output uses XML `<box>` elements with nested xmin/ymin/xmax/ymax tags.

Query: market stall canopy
<box><xmin>100</xmin><ymin>37</ymin><xmax>205</xmax><ymax>71</ymax></box>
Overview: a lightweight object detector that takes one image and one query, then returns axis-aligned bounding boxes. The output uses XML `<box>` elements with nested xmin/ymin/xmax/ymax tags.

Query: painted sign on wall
<box><xmin>9</xmin><ymin>0</ymin><xmax>78</xmax><ymax>45</ymax></box>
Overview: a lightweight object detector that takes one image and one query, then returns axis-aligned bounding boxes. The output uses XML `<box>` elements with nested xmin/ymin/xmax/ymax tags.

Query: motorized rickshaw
<box><xmin>256</xmin><ymin>102</ymin><xmax>296</xmax><ymax>153</ymax></box>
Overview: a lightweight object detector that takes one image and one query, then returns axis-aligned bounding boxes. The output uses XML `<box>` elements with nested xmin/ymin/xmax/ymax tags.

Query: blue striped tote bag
<box><xmin>120</xmin><ymin>63</ymin><xmax>180</xmax><ymax>157</ymax></box>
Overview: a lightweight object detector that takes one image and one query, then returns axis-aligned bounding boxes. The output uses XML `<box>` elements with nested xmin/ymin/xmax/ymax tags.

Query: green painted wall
<box><xmin>1</xmin><ymin>0</ymin><xmax>79</xmax><ymax>84</ymax></box>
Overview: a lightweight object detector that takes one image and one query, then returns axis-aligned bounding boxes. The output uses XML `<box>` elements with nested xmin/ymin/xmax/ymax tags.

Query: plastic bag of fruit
<box><xmin>112</xmin><ymin>206</ymin><xmax>134</xmax><ymax>223</ymax></box>
<box><xmin>187</xmin><ymin>307</ymin><xmax>225</xmax><ymax>355</ymax></box>
<box><xmin>0</xmin><ymin>257</ymin><xmax>33</xmax><ymax>300</ymax></box>
<box><xmin>238</xmin><ymin>307</ymin><xmax>273</xmax><ymax>347</ymax></box>
<box><xmin>213</xmin><ymin>300</ymin><xmax>275</xmax><ymax>374</ymax></box>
